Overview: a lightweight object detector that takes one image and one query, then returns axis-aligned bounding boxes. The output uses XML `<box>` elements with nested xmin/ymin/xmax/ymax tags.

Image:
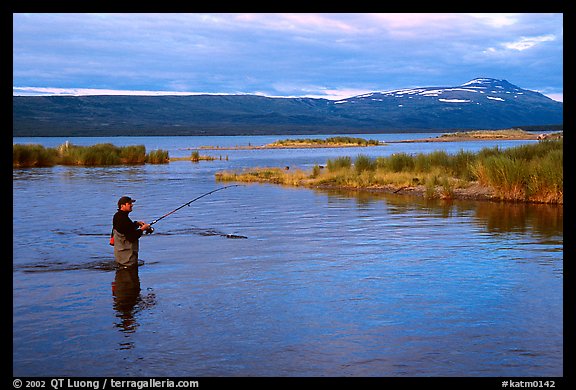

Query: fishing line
<box><xmin>145</xmin><ymin>184</ymin><xmax>243</xmax><ymax>234</ymax></box>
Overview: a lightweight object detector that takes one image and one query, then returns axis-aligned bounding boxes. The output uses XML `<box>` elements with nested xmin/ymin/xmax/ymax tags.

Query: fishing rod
<box><xmin>145</xmin><ymin>184</ymin><xmax>243</xmax><ymax>234</ymax></box>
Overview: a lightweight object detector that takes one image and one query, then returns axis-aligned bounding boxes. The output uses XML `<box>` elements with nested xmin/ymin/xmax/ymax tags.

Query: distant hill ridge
<box><xmin>13</xmin><ymin>78</ymin><xmax>563</xmax><ymax>136</ymax></box>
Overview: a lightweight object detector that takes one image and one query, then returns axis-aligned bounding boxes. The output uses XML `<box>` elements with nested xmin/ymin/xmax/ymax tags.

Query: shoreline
<box><xmin>388</xmin><ymin>129</ymin><xmax>562</xmax><ymax>143</ymax></box>
<box><xmin>215</xmin><ymin>138</ymin><xmax>563</xmax><ymax>205</ymax></box>
<box><xmin>224</xmin><ymin>179</ymin><xmax>562</xmax><ymax>205</ymax></box>
<box><xmin>388</xmin><ymin>135</ymin><xmax>539</xmax><ymax>143</ymax></box>
<box><xmin>193</xmin><ymin>130</ymin><xmax>562</xmax><ymax>150</ymax></box>
<box><xmin>311</xmin><ymin>182</ymin><xmax>499</xmax><ymax>203</ymax></box>
<box><xmin>195</xmin><ymin>143</ymin><xmax>381</xmax><ymax>151</ymax></box>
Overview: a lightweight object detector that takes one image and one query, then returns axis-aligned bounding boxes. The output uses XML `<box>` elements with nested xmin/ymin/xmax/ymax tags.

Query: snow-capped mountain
<box><xmin>13</xmin><ymin>78</ymin><xmax>562</xmax><ymax>136</ymax></box>
<box><xmin>335</xmin><ymin>78</ymin><xmax>546</xmax><ymax>105</ymax></box>
<box><xmin>327</xmin><ymin>78</ymin><xmax>562</xmax><ymax>130</ymax></box>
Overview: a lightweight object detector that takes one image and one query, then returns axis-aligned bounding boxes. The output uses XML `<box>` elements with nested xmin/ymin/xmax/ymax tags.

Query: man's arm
<box><xmin>113</xmin><ymin>212</ymin><xmax>143</xmax><ymax>242</ymax></box>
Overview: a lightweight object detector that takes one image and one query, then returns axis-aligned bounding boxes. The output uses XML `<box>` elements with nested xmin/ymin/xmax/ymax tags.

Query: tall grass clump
<box><xmin>527</xmin><ymin>148</ymin><xmax>563</xmax><ymax>203</ymax></box>
<box><xmin>375</xmin><ymin>149</ymin><xmax>477</xmax><ymax>180</ymax></box>
<box><xmin>13</xmin><ymin>144</ymin><xmax>58</xmax><ymax>167</ymax></box>
<box><xmin>327</xmin><ymin>156</ymin><xmax>352</xmax><ymax>171</ymax></box>
<box><xmin>120</xmin><ymin>145</ymin><xmax>147</xmax><ymax>164</ymax></box>
<box><xmin>474</xmin><ymin>155</ymin><xmax>528</xmax><ymax>200</ymax></box>
<box><xmin>58</xmin><ymin>143</ymin><xmax>147</xmax><ymax>165</ymax></box>
<box><xmin>473</xmin><ymin>139</ymin><xmax>562</xmax><ymax>202</ymax></box>
<box><xmin>66</xmin><ymin>143</ymin><xmax>117</xmax><ymax>165</ymax></box>
<box><xmin>146</xmin><ymin>149</ymin><xmax>169</xmax><ymax>164</ymax></box>
<box><xmin>190</xmin><ymin>150</ymin><xmax>201</xmax><ymax>162</ymax></box>
<box><xmin>216</xmin><ymin>167</ymin><xmax>308</xmax><ymax>186</ymax></box>
<box><xmin>377</xmin><ymin>153</ymin><xmax>414</xmax><ymax>172</ymax></box>
<box><xmin>451</xmin><ymin>150</ymin><xmax>477</xmax><ymax>180</ymax></box>
<box><xmin>13</xmin><ymin>142</ymin><xmax>150</xmax><ymax>167</ymax></box>
<box><xmin>354</xmin><ymin>154</ymin><xmax>377</xmax><ymax>174</ymax></box>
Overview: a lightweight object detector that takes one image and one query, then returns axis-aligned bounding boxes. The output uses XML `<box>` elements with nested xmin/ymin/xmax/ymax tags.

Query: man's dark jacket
<box><xmin>112</xmin><ymin>210</ymin><xmax>143</xmax><ymax>266</ymax></box>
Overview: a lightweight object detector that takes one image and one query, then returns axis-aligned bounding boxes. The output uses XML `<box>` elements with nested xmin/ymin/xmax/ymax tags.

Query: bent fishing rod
<box><xmin>145</xmin><ymin>184</ymin><xmax>243</xmax><ymax>234</ymax></box>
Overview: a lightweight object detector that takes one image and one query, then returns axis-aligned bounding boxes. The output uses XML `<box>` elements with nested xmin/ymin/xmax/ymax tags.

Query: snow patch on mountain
<box><xmin>461</xmin><ymin>78</ymin><xmax>496</xmax><ymax>86</ymax></box>
<box><xmin>439</xmin><ymin>98</ymin><xmax>471</xmax><ymax>103</ymax></box>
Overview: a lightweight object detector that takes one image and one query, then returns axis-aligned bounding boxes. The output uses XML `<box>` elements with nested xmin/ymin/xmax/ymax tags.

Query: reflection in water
<box><xmin>473</xmin><ymin>202</ymin><xmax>563</xmax><ymax>238</ymax></box>
<box><xmin>112</xmin><ymin>266</ymin><xmax>156</xmax><ymax>350</ymax></box>
<box><xmin>321</xmin><ymin>188</ymin><xmax>563</xmax><ymax>238</ymax></box>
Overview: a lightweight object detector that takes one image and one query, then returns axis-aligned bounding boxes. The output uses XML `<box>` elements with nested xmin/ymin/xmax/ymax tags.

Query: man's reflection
<box><xmin>112</xmin><ymin>265</ymin><xmax>156</xmax><ymax>348</ymax></box>
<box><xmin>112</xmin><ymin>265</ymin><xmax>141</xmax><ymax>334</ymax></box>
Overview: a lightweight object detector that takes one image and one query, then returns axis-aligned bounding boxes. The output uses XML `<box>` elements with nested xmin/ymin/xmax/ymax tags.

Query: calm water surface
<box><xmin>13</xmin><ymin>135</ymin><xmax>563</xmax><ymax>376</ymax></box>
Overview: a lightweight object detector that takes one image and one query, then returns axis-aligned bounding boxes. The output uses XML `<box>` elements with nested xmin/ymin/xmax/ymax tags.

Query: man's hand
<box><xmin>140</xmin><ymin>223</ymin><xmax>151</xmax><ymax>231</ymax></box>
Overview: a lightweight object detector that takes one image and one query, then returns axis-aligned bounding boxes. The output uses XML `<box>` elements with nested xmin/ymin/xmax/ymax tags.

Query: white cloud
<box><xmin>12</xmin><ymin>86</ymin><xmax>375</xmax><ymax>101</ymax></box>
<box><xmin>467</xmin><ymin>13</ymin><xmax>519</xmax><ymax>28</ymax></box>
<box><xmin>12</xmin><ymin>86</ymin><xmax>236</xmax><ymax>97</ymax></box>
<box><xmin>503</xmin><ymin>34</ymin><xmax>556</xmax><ymax>51</ymax></box>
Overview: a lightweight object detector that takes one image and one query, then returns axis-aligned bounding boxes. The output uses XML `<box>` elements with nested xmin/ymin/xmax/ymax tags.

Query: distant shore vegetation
<box><xmin>198</xmin><ymin>136</ymin><xmax>382</xmax><ymax>150</ymax></box>
<box><xmin>392</xmin><ymin>129</ymin><xmax>563</xmax><ymax>143</ymax></box>
<box><xmin>170</xmin><ymin>150</ymin><xmax>228</xmax><ymax>162</ymax></box>
<box><xmin>216</xmin><ymin>139</ymin><xmax>563</xmax><ymax>204</ymax></box>
<box><xmin>13</xmin><ymin>142</ymin><xmax>170</xmax><ymax>167</ymax></box>
<box><xmin>269</xmin><ymin>136</ymin><xmax>381</xmax><ymax>147</ymax></box>
<box><xmin>441</xmin><ymin>128</ymin><xmax>536</xmax><ymax>139</ymax></box>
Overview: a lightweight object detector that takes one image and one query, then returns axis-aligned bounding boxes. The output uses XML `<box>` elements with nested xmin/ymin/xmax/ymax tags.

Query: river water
<box><xmin>12</xmin><ymin>134</ymin><xmax>563</xmax><ymax>377</ymax></box>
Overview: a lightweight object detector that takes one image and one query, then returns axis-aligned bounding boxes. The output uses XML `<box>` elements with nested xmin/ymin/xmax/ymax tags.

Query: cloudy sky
<box><xmin>12</xmin><ymin>13</ymin><xmax>563</xmax><ymax>101</ymax></box>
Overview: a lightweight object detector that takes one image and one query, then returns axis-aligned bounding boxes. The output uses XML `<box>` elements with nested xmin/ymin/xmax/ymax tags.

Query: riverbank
<box><xmin>216</xmin><ymin>139</ymin><xmax>563</xmax><ymax>204</ymax></box>
<box><xmin>192</xmin><ymin>130</ymin><xmax>562</xmax><ymax>150</ymax></box>
<box><xmin>390</xmin><ymin>129</ymin><xmax>563</xmax><ymax>143</ymax></box>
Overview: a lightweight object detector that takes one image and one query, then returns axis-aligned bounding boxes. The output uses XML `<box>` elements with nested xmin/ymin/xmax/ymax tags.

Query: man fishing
<box><xmin>112</xmin><ymin>196</ymin><xmax>152</xmax><ymax>268</ymax></box>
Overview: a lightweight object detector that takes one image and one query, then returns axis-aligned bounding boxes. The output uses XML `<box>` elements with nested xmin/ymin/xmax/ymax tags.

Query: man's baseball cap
<box><xmin>118</xmin><ymin>196</ymin><xmax>136</xmax><ymax>207</ymax></box>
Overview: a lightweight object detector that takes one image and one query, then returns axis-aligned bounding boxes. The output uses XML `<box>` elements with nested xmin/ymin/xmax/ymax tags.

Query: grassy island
<box><xmin>216</xmin><ymin>139</ymin><xmax>563</xmax><ymax>204</ymax></box>
<box><xmin>198</xmin><ymin>136</ymin><xmax>382</xmax><ymax>150</ymax></box>
<box><xmin>268</xmin><ymin>136</ymin><xmax>381</xmax><ymax>148</ymax></box>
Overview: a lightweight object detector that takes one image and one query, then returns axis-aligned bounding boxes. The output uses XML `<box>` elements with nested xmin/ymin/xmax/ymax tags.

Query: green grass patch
<box><xmin>13</xmin><ymin>142</ymin><xmax>169</xmax><ymax>167</ymax></box>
